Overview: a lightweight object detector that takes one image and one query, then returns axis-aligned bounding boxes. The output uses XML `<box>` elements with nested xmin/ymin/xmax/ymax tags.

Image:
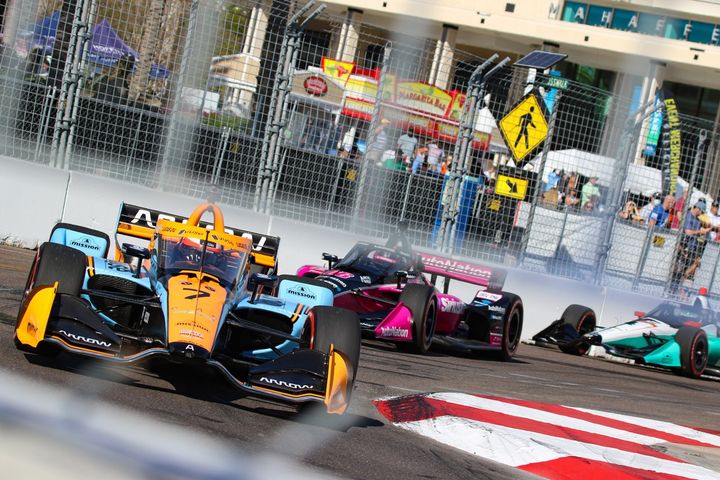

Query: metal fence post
<box><xmin>596</xmin><ymin>101</ymin><xmax>659</xmax><ymax>284</ymax></box>
<box><xmin>437</xmin><ymin>54</ymin><xmax>500</xmax><ymax>253</ymax></box>
<box><xmin>254</xmin><ymin>0</ymin><xmax>325</xmax><ymax>215</ymax></box>
<box><xmin>50</xmin><ymin>0</ymin><xmax>87</xmax><ymax>170</ymax></box>
<box><xmin>351</xmin><ymin>42</ymin><xmax>392</xmax><ymax>225</ymax></box>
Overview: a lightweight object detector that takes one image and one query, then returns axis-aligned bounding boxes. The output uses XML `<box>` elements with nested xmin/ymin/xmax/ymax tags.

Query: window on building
<box><xmin>297</xmin><ymin>30</ymin><xmax>331</xmax><ymax>70</ymax></box>
<box><xmin>363</xmin><ymin>44</ymin><xmax>385</xmax><ymax>70</ymax></box>
<box><xmin>450</xmin><ymin>60</ymin><xmax>478</xmax><ymax>92</ymax></box>
<box><xmin>664</xmin><ymin>81</ymin><xmax>720</xmax><ymax>122</ymax></box>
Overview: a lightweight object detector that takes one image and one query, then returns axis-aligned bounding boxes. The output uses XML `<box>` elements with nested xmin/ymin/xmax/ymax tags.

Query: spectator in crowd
<box><xmin>92</xmin><ymin>53</ymin><xmax>135</xmax><ymax>105</ymax></box>
<box><xmin>24</xmin><ymin>46</ymin><xmax>49</xmax><ymax>83</ymax></box>
<box><xmin>565</xmin><ymin>189</ymin><xmax>581</xmax><ymax>208</ymax></box>
<box><xmin>707</xmin><ymin>202</ymin><xmax>720</xmax><ymax>241</ymax></box>
<box><xmin>365</xmin><ymin>118</ymin><xmax>391</xmax><ymax>163</ymax></box>
<box><xmin>383</xmin><ymin>151</ymin><xmax>406</xmax><ymax>171</ymax></box>
<box><xmin>619</xmin><ymin>200</ymin><xmax>643</xmax><ymax>223</ymax></box>
<box><xmin>545</xmin><ymin>168</ymin><xmax>562</xmax><ymax>193</ymax></box>
<box><xmin>396</xmin><ymin>128</ymin><xmax>418</xmax><ymax>165</ymax></box>
<box><xmin>411</xmin><ymin>145</ymin><xmax>428</xmax><ymax>174</ymax></box>
<box><xmin>671</xmin><ymin>200</ymin><xmax>711</xmax><ymax>294</ymax></box>
<box><xmin>671</xmin><ymin>189</ymin><xmax>689</xmax><ymax>229</ymax></box>
<box><xmin>581</xmin><ymin>176</ymin><xmax>600</xmax><ymax>211</ymax></box>
<box><xmin>483</xmin><ymin>161</ymin><xmax>497</xmax><ymax>183</ymax></box>
<box><xmin>647</xmin><ymin>194</ymin><xmax>675</xmax><ymax>228</ymax></box>
<box><xmin>440</xmin><ymin>154</ymin><xmax>453</xmax><ymax>175</ymax></box>
<box><xmin>425</xmin><ymin>141</ymin><xmax>444</xmax><ymax>174</ymax></box>
<box><xmin>639</xmin><ymin>192</ymin><xmax>661</xmax><ymax>222</ymax></box>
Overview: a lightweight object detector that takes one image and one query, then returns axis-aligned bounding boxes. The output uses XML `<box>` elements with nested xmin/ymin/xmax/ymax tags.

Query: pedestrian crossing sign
<box><xmin>498</xmin><ymin>92</ymin><xmax>549</xmax><ymax>163</ymax></box>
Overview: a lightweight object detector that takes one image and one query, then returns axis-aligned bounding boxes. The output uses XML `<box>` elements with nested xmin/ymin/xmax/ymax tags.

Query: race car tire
<box><xmin>396</xmin><ymin>284</ymin><xmax>437</xmax><ymax>354</ymax></box>
<box><xmin>558</xmin><ymin>304</ymin><xmax>596</xmax><ymax>355</ymax></box>
<box><xmin>35</xmin><ymin>242</ymin><xmax>87</xmax><ymax>296</ymax></box>
<box><xmin>310</xmin><ymin>306</ymin><xmax>361</xmax><ymax>382</ymax></box>
<box><xmin>22</xmin><ymin>242</ymin><xmax>86</xmax><ymax>301</ymax></box>
<box><xmin>676</xmin><ymin>326</ymin><xmax>708</xmax><ymax>379</ymax></box>
<box><xmin>497</xmin><ymin>293</ymin><xmax>523</xmax><ymax>361</ymax></box>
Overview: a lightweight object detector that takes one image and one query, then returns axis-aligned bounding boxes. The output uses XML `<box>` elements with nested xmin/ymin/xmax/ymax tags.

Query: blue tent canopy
<box><xmin>27</xmin><ymin>12</ymin><xmax>170</xmax><ymax>79</ymax></box>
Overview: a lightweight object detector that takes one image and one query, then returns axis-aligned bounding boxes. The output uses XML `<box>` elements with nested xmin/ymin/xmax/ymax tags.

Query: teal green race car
<box><xmin>532</xmin><ymin>300</ymin><xmax>720</xmax><ymax>379</ymax></box>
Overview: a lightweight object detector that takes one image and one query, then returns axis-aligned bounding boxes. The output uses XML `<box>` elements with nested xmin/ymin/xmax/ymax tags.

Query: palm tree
<box><xmin>128</xmin><ymin>0</ymin><xmax>164</xmax><ymax>102</ymax></box>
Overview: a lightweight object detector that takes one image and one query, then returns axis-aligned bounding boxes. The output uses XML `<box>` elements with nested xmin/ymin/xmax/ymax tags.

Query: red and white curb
<box><xmin>374</xmin><ymin>392</ymin><xmax>720</xmax><ymax>479</ymax></box>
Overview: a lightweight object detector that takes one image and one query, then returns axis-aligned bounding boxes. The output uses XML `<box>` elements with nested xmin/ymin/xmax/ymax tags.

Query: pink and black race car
<box><xmin>297</xmin><ymin>241</ymin><xmax>523</xmax><ymax>359</ymax></box>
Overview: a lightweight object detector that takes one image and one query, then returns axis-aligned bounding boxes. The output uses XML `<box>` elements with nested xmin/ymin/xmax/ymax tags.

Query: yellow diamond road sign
<box><xmin>496</xmin><ymin>174</ymin><xmax>528</xmax><ymax>200</ymax></box>
<box><xmin>498</xmin><ymin>92</ymin><xmax>549</xmax><ymax>163</ymax></box>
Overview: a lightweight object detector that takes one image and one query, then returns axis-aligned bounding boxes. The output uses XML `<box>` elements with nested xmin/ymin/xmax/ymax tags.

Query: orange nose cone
<box><xmin>167</xmin><ymin>274</ymin><xmax>226</xmax><ymax>353</ymax></box>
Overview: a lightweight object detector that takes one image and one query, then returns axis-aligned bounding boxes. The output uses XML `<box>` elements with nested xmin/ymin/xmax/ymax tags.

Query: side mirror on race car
<box><xmin>249</xmin><ymin>273</ymin><xmax>278</xmax><ymax>303</ymax></box>
<box><xmin>121</xmin><ymin>243</ymin><xmax>151</xmax><ymax>278</ymax></box>
<box><xmin>634</xmin><ymin>311</ymin><xmax>646</xmax><ymax>318</ymax></box>
<box><xmin>322</xmin><ymin>253</ymin><xmax>339</xmax><ymax>269</ymax></box>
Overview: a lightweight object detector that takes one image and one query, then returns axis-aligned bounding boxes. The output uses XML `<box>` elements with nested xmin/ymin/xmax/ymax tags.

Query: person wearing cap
<box><xmin>639</xmin><ymin>192</ymin><xmax>661</xmax><ymax>222</ymax></box>
<box><xmin>671</xmin><ymin>200</ymin><xmax>712</xmax><ymax>293</ymax></box>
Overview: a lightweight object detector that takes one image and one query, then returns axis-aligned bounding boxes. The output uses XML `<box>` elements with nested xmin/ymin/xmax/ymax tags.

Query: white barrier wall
<box><xmin>0</xmin><ymin>156</ymin><xmax>666</xmax><ymax>338</ymax></box>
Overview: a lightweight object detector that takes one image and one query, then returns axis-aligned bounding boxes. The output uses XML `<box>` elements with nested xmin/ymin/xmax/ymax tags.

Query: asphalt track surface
<box><xmin>1</xmin><ymin>244</ymin><xmax>719</xmax><ymax>479</ymax></box>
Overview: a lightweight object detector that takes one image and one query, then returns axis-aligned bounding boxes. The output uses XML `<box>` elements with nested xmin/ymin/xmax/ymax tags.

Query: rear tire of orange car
<box><xmin>396</xmin><ymin>284</ymin><xmax>437</xmax><ymax>354</ymax></box>
<box><xmin>676</xmin><ymin>326</ymin><xmax>708</xmax><ymax>379</ymax></box>
<box><xmin>558</xmin><ymin>304</ymin><xmax>596</xmax><ymax>355</ymax></box>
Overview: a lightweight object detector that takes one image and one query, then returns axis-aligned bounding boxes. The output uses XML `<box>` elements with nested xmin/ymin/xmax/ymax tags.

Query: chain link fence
<box><xmin>1</xmin><ymin>0</ymin><xmax>720</xmax><ymax>301</ymax></box>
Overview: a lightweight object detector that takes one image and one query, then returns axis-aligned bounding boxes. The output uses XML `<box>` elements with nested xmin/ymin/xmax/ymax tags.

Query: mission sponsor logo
<box><xmin>287</xmin><ymin>285</ymin><xmax>317</xmax><ymax>300</ymax></box>
<box><xmin>70</xmin><ymin>236</ymin><xmax>100</xmax><ymax>251</ymax></box>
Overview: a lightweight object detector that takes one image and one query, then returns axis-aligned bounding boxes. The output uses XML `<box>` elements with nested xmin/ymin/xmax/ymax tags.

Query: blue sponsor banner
<box><xmin>644</xmin><ymin>96</ymin><xmax>663</xmax><ymax>157</ymax></box>
<box><xmin>432</xmin><ymin>175</ymin><xmax>482</xmax><ymax>251</ymax></box>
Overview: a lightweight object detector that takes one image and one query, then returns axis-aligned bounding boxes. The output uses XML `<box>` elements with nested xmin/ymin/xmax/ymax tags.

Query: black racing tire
<box><xmin>396</xmin><ymin>284</ymin><xmax>437</xmax><ymax>354</ymax></box>
<box><xmin>30</xmin><ymin>242</ymin><xmax>87</xmax><ymax>296</ymax></box>
<box><xmin>676</xmin><ymin>326</ymin><xmax>708</xmax><ymax>379</ymax></box>
<box><xmin>498</xmin><ymin>293</ymin><xmax>523</xmax><ymax>361</ymax></box>
<box><xmin>309</xmin><ymin>306</ymin><xmax>361</xmax><ymax>383</ymax></box>
<box><xmin>558</xmin><ymin>304</ymin><xmax>596</xmax><ymax>355</ymax></box>
<box><xmin>17</xmin><ymin>243</ymin><xmax>86</xmax><ymax>330</ymax></box>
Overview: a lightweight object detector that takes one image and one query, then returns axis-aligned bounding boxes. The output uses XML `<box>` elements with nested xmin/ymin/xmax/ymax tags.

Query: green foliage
<box><xmin>202</xmin><ymin>111</ymin><xmax>249</xmax><ymax>132</ymax></box>
<box><xmin>215</xmin><ymin>3</ymin><xmax>249</xmax><ymax>57</ymax></box>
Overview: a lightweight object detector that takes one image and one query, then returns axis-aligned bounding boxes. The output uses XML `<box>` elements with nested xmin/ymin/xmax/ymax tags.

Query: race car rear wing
<box><xmin>419</xmin><ymin>252</ymin><xmax>507</xmax><ymax>292</ymax></box>
<box><xmin>115</xmin><ymin>203</ymin><xmax>280</xmax><ymax>269</ymax></box>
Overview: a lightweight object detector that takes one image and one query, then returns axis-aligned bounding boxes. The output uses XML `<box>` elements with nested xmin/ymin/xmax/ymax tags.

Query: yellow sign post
<box><xmin>496</xmin><ymin>174</ymin><xmax>529</xmax><ymax>200</ymax></box>
<box><xmin>498</xmin><ymin>92</ymin><xmax>549</xmax><ymax>163</ymax></box>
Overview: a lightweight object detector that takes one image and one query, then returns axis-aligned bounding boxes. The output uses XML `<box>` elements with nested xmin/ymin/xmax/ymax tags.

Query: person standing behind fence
<box><xmin>671</xmin><ymin>200</ymin><xmax>711</xmax><ymax>294</ymax></box>
<box><xmin>639</xmin><ymin>192</ymin><xmax>661</xmax><ymax>222</ymax></box>
<box><xmin>396</xmin><ymin>128</ymin><xmax>417</xmax><ymax>166</ymax></box>
<box><xmin>706</xmin><ymin>202</ymin><xmax>720</xmax><ymax>241</ymax></box>
<box><xmin>581</xmin><ymin>176</ymin><xmax>600</xmax><ymax>211</ymax></box>
<box><xmin>92</xmin><ymin>53</ymin><xmax>135</xmax><ymax>105</ymax></box>
<box><xmin>365</xmin><ymin>118</ymin><xmax>391</xmax><ymax>164</ymax></box>
<box><xmin>425</xmin><ymin>141</ymin><xmax>444</xmax><ymax>174</ymax></box>
<box><xmin>671</xmin><ymin>190</ymin><xmax>688</xmax><ymax>229</ymax></box>
<box><xmin>411</xmin><ymin>145</ymin><xmax>428</xmax><ymax>174</ymax></box>
<box><xmin>647</xmin><ymin>195</ymin><xmax>675</xmax><ymax>228</ymax></box>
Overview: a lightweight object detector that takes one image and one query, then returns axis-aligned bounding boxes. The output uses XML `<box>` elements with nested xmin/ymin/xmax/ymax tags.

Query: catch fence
<box><xmin>1</xmin><ymin>0</ymin><xmax>719</xmax><ymax>300</ymax></box>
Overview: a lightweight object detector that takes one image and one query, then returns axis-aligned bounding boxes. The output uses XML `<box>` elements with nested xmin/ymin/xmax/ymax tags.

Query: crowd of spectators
<box><xmin>541</xmin><ymin>169</ymin><xmax>600</xmax><ymax>212</ymax></box>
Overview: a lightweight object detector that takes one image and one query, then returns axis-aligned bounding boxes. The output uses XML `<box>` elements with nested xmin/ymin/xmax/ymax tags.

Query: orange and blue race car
<box><xmin>15</xmin><ymin>202</ymin><xmax>360</xmax><ymax>415</ymax></box>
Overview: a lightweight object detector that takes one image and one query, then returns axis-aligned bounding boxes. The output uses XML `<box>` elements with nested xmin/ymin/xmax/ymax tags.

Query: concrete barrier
<box><xmin>0</xmin><ymin>156</ymin><xmax>674</xmax><ymax>339</ymax></box>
